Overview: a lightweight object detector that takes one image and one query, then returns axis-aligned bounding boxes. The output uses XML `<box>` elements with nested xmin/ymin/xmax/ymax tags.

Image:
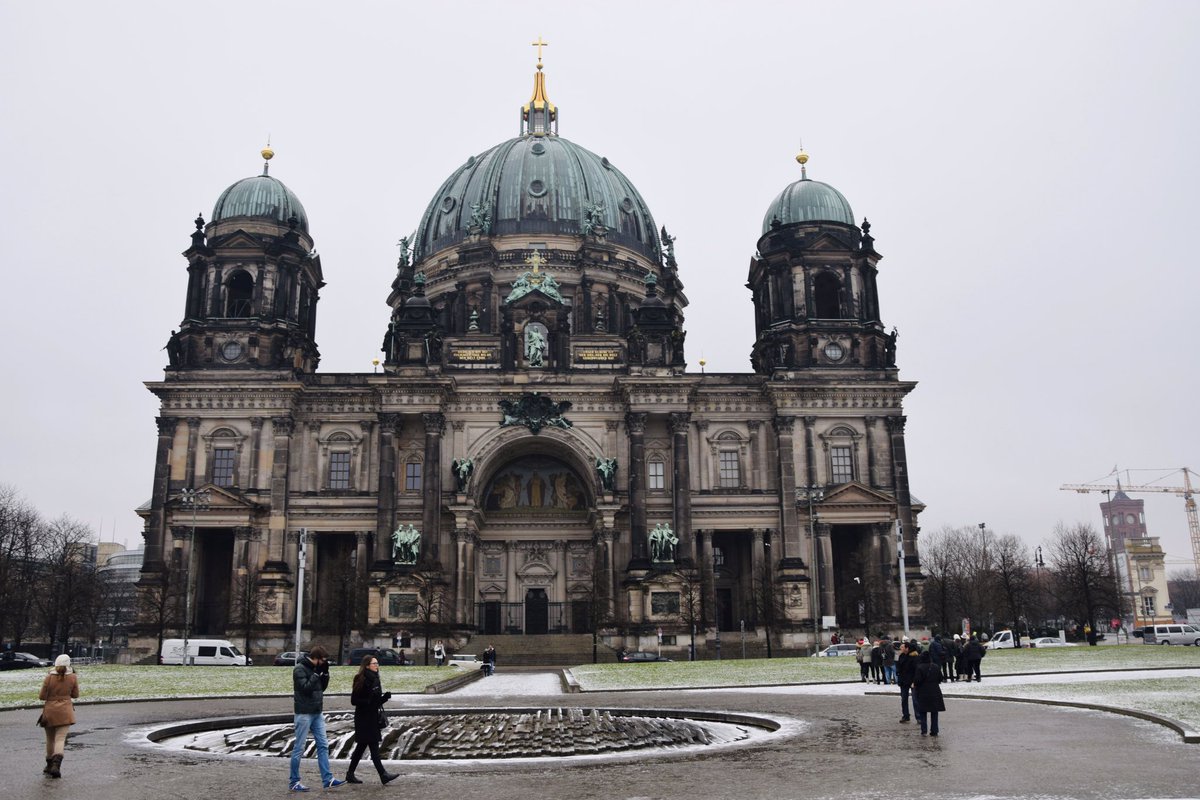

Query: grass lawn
<box><xmin>0</xmin><ymin>665</ymin><xmax>455</xmax><ymax>709</ymax></box>
<box><xmin>570</xmin><ymin>644</ymin><xmax>1200</xmax><ymax>692</ymax></box>
<box><xmin>946</xmin><ymin>676</ymin><xmax>1200</xmax><ymax>733</ymax></box>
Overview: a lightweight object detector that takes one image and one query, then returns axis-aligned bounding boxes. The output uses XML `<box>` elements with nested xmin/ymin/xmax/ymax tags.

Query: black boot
<box><xmin>381</xmin><ymin>772</ymin><xmax>399</xmax><ymax>785</ymax></box>
<box><xmin>43</xmin><ymin>757</ymin><xmax>53</xmax><ymax>776</ymax></box>
<box><xmin>49</xmin><ymin>754</ymin><xmax>62</xmax><ymax>779</ymax></box>
<box><xmin>346</xmin><ymin>750</ymin><xmax>363</xmax><ymax>783</ymax></box>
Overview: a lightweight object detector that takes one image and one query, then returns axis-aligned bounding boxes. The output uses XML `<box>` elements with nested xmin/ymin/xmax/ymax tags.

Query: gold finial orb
<box><xmin>795</xmin><ymin>150</ymin><xmax>809</xmax><ymax>165</ymax></box>
<box><xmin>699</xmin><ymin>359</ymin><xmax>707</xmax><ymax>366</ymax></box>
<box><xmin>261</xmin><ymin>146</ymin><xmax>275</xmax><ymax>161</ymax></box>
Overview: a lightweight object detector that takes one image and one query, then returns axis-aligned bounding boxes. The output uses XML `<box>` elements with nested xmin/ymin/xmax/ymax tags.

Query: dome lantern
<box><xmin>521</xmin><ymin>36</ymin><xmax>558</xmax><ymax>137</ymax></box>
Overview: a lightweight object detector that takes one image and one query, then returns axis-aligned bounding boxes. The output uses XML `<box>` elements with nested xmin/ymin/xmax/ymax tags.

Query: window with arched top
<box><xmin>202</xmin><ymin>426</ymin><xmax>245</xmax><ymax>487</ymax></box>
<box><xmin>813</xmin><ymin>272</ymin><xmax>842</xmax><ymax>319</ymax></box>
<box><xmin>819</xmin><ymin>425</ymin><xmax>861</xmax><ymax>486</ymax></box>
<box><xmin>225</xmin><ymin>270</ymin><xmax>254</xmax><ymax>318</ymax></box>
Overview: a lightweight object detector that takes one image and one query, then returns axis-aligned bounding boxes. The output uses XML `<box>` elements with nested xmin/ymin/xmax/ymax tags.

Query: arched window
<box><xmin>225</xmin><ymin>270</ymin><xmax>254</xmax><ymax>318</ymax></box>
<box><xmin>813</xmin><ymin>272</ymin><xmax>842</xmax><ymax>319</ymax></box>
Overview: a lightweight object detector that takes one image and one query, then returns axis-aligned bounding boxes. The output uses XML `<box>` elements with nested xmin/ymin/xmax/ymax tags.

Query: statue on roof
<box><xmin>468</xmin><ymin>200</ymin><xmax>492</xmax><ymax>234</ymax></box>
<box><xmin>660</xmin><ymin>225</ymin><xmax>676</xmax><ymax>266</ymax></box>
<box><xmin>581</xmin><ymin>201</ymin><xmax>607</xmax><ymax>237</ymax></box>
<box><xmin>397</xmin><ymin>235</ymin><xmax>412</xmax><ymax>268</ymax></box>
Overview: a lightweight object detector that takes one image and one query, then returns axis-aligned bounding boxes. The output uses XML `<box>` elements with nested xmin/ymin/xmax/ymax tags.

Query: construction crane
<box><xmin>1060</xmin><ymin>467</ymin><xmax>1200</xmax><ymax>576</ymax></box>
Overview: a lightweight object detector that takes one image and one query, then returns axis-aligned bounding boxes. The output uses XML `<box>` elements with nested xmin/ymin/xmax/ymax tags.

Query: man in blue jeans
<box><xmin>290</xmin><ymin>645</ymin><xmax>344</xmax><ymax>792</ymax></box>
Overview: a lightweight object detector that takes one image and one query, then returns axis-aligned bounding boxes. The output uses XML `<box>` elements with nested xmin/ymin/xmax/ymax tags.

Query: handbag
<box><xmin>376</xmin><ymin>705</ymin><xmax>388</xmax><ymax>729</ymax></box>
<box><xmin>36</xmin><ymin>712</ymin><xmax>45</xmax><ymax>727</ymax></box>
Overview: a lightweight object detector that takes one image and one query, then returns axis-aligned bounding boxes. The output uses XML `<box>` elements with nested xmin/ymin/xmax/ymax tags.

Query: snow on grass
<box><xmin>0</xmin><ymin>665</ymin><xmax>451</xmax><ymax>708</ymax></box>
<box><xmin>945</xmin><ymin>676</ymin><xmax>1200</xmax><ymax>732</ymax></box>
<box><xmin>570</xmin><ymin>644</ymin><xmax>1200</xmax><ymax>692</ymax></box>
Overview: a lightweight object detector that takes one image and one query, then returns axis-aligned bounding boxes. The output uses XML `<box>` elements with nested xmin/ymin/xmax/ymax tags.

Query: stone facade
<box><xmin>133</xmin><ymin>66</ymin><xmax>924</xmax><ymax>661</ymax></box>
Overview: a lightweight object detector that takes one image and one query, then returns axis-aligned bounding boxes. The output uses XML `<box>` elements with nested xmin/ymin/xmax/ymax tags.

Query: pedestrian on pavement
<box><xmin>951</xmin><ymin>634</ymin><xmax>966</xmax><ymax>682</ymax></box>
<box><xmin>895</xmin><ymin>640</ymin><xmax>919</xmax><ymax>723</ymax></box>
<box><xmin>929</xmin><ymin>634</ymin><xmax>947</xmax><ymax>680</ymax></box>
<box><xmin>38</xmin><ymin>654</ymin><xmax>79</xmax><ymax>779</ymax></box>
<box><xmin>482</xmin><ymin>644</ymin><xmax>497</xmax><ymax>676</ymax></box>
<box><xmin>914</xmin><ymin>650</ymin><xmax>945</xmax><ymax>736</ymax></box>
<box><xmin>433</xmin><ymin>639</ymin><xmax>446</xmax><ymax>667</ymax></box>
<box><xmin>289</xmin><ymin>645</ymin><xmax>344</xmax><ymax>792</ymax></box>
<box><xmin>856</xmin><ymin>638</ymin><xmax>872</xmax><ymax>682</ymax></box>
<box><xmin>345</xmin><ymin>655</ymin><xmax>399</xmax><ymax>785</ymax></box>
<box><xmin>964</xmin><ymin>634</ymin><xmax>985</xmax><ymax>682</ymax></box>
<box><xmin>869</xmin><ymin>638</ymin><xmax>884</xmax><ymax>684</ymax></box>
<box><xmin>881</xmin><ymin>636</ymin><xmax>897</xmax><ymax>685</ymax></box>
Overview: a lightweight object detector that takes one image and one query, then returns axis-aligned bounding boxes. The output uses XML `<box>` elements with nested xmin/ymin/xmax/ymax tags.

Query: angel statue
<box><xmin>595</xmin><ymin>457</ymin><xmax>618</xmax><ymax>492</ymax></box>
<box><xmin>452</xmin><ymin>458</ymin><xmax>474</xmax><ymax>493</ymax></box>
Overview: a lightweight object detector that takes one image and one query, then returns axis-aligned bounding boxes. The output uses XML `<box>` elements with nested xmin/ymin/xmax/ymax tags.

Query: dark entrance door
<box><xmin>716</xmin><ymin>587</ymin><xmax>735</xmax><ymax>632</ymax></box>
<box><xmin>525</xmin><ymin>588</ymin><xmax>549</xmax><ymax>634</ymax></box>
<box><xmin>571</xmin><ymin>600</ymin><xmax>592</xmax><ymax>633</ymax></box>
<box><xmin>483</xmin><ymin>602</ymin><xmax>502</xmax><ymax>635</ymax></box>
<box><xmin>196</xmin><ymin>531</ymin><xmax>234</xmax><ymax>635</ymax></box>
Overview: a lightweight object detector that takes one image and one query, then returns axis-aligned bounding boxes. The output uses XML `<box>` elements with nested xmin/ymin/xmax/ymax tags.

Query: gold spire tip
<box><xmin>532</xmin><ymin>35</ymin><xmax>549</xmax><ymax>66</ymax></box>
<box><xmin>795</xmin><ymin>150</ymin><xmax>808</xmax><ymax>165</ymax></box>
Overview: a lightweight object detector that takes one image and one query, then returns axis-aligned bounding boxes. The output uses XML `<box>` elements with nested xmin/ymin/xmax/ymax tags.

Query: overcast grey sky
<box><xmin>1</xmin><ymin>1</ymin><xmax>1197</xmax><ymax>571</ymax></box>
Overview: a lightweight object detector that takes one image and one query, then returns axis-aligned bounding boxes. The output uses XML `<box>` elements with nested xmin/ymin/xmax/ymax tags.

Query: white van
<box><xmin>160</xmin><ymin>639</ymin><xmax>251</xmax><ymax>666</ymax></box>
<box><xmin>1142</xmin><ymin>624</ymin><xmax>1200</xmax><ymax>646</ymax></box>
<box><xmin>988</xmin><ymin>630</ymin><xmax>1016</xmax><ymax>649</ymax></box>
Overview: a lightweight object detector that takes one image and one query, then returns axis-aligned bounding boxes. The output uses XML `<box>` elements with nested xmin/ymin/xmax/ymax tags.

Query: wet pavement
<box><xmin>3</xmin><ymin>669</ymin><xmax>1198</xmax><ymax>800</ymax></box>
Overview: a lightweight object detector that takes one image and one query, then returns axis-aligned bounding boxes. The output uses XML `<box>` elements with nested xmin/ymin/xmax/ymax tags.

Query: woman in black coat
<box><xmin>344</xmin><ymin>655</ymin><xmax>399</xmax><ymax>784</ymax></box>
<box><xmin>913</xmin><ymin>650</ymin><xmax>946</xmax><ymax>737</ymax></box>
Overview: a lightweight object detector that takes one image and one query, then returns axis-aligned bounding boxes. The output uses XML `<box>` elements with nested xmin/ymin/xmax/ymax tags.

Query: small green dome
<box><xmin>761</xmin><ymin>177</ymin><xmax>854</xmax><ymax>233</ymax></box>
<box><xmin>212</xmin><ymin>174</ymin><xmax>308</xmax><ymax>232</ymax></box>
<box><xmin>414</xmin><ymin>135</ymin><xmax>659</xmax><ymax>262</ymax></box>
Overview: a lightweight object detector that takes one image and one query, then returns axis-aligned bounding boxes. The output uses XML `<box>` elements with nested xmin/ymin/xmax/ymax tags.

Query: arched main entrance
<box><xmin>473</xmin><ymin>454</ymin><xmax>597</xmax><ymax>634</ymax></box>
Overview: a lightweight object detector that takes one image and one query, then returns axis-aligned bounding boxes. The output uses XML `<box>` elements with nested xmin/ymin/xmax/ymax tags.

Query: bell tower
<box><xmin>166</xmin><ymin>147</ymin><xmax>323</xmax><ymax>375</ymax></box>
<box><xmin>748</xmin><ymin>150</ymin><xmax>895</xmax><ymax>377</ymax></box>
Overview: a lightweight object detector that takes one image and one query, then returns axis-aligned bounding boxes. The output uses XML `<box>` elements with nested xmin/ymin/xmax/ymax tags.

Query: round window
<box><xmin>441</xmin><ymin>197</ymin><xmax>456</xmax><ymax>213</ymax></box>
<box><xmin>528</xmin><ymin>179</ymin><xmax>547</xmax><ymax>197</ymax></box>
<box><xmin>621</xmin><ymin>197</ymin><xmax>634</xmax><ymax>214</ymax></box>
<box><xmin>220</xmin><ymin>341</ymin><xmax>244</xmax><ymax>362</ymax></box>
<box><xmin>823</xmin><ymin>342</ymin><xmax>844</xmax><ymax>361</ymax></box>
<box><xmin>530</xmin><ymin>142</ymin><xmax>546</xmax><ymax>155</ymax></box>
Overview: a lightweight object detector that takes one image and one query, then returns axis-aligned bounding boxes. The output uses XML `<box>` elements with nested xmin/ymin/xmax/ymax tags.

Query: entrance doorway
<box><xmin>525</xmin><ymin>588</ymin><xmax>549</xmax><ymax>634</ymax></box>
<box><xmin>483</xmin><ymin>601</ymin><xmax>502</xmax><ymax>635</ymax></box>
<box><xmin>196</xmin><ymin>531</ymin><xmax>233</xmax><ymax>635</ymax></box>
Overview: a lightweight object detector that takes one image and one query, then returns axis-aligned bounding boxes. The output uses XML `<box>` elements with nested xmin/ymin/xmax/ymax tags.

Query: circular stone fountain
<box><xmin>150</xmin><ymin>708</ymin><xmax>781</xmax><ymax>762</ymax></box>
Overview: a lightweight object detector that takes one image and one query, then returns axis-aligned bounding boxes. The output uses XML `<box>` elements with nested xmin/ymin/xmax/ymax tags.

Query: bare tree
<box><xmin>229</xmin><ymin>565</ymin><xmax>271</xmax><ymax>661</ymax></box>
<box><xmin>411</xmin><ymin>570</ymin><xmax>450</xmax><ymax>665</ymax></box>
<box><xmin>918</xmin><ymin>526</ymin><xmax>959</xmax><ymax>633</ymax></box>
<box><xmin>751</xmin><ymin>553</ymin><xmax>783</xmax><ymax>658</ymax></box>
<box><xmin>137</xmin><ymin>554</ymin><xmax>185</xmax><ymax>661</ymax></box>
<box><xmin>1167</xmin><ymin>570</ymin><xmax>1200</xmax><ymax>617</ymax></box>
<box><xmin>992</xmin><ymin>533</ymin><xmax>1034</xmax><ymax>645</ymax></box>
<box><xmin>33</xmin><ymin>516</ymin><xmax>96</xmax><ymax>655</ymax></box>
<box><xmin>673</xmin><ymin>568</ymin><xmax>704</xmax><ymax>660</ymax></box>
<box><xmin>0</xmin><ymin>486</ymin><xmax>43</xmax><ymax>647</ymax></box>
<box><xmin>1046</xmin><ymin>522</ymin><xmax>1122</xmax><ymax>644</ymax></box>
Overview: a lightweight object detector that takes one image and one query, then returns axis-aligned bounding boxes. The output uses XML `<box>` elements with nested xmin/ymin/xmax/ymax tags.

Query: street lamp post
<box><xmin>179</xmin><ymin>487</ymin><xmax>210</xmax><ymax>666</ymax></box>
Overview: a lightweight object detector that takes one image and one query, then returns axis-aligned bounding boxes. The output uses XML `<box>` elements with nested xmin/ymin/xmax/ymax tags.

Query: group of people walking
<box><xmin>855</xmin><ymin>636</ymin><xmax>898</xmax><ymax>684</ymax></box>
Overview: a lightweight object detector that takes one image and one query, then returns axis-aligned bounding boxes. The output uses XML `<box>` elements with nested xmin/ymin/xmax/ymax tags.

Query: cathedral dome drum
<box><xmin>413</xmin><ymin>134</ymin><xmax>659</xmax><ymax>263</ymax></box>
<box><xmin>211</xmin><ymin>150</ymin><xmax>309</xmax><ymax>232</ymax></box>
<box><xmin>761</xmin><ymin>156</ymin><xmax>855</xmax><ymax>233</ymax></box>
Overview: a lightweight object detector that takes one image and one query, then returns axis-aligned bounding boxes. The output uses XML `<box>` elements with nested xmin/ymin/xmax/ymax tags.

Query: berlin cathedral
<box><xmin>134</xmin><ymin>49</ymin><xmax>924</xmax><ymax>663</ymax></box>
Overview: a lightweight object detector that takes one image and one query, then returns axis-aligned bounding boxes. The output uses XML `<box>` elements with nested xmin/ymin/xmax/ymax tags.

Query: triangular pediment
<box><xmin>806</xmin><ymin>233</ymin><xmax>853</xmax><ymax>252</ymax></box>
<box><xmin>168</xmin><ymin>484</ymin><xmax>263</xmax><ymax>512</ymax></box>
<box><xmin>209</xmin><ymin>229</ymin><xmax>265</xmax><ymax>250</ymax></box>
<box><xmin>479</xmin><ymin>583</ymin><xmax>506</xmax><ymax>595</ymax></box>
<box><xmin>819</xmin><ymin>481</ymin><xmax>896</xmax><ymax>508</ymax></box>
<box><xmin>507</xmin><ymin>286</ymin><xmax>565</xmax><ymax>309</ymax></box>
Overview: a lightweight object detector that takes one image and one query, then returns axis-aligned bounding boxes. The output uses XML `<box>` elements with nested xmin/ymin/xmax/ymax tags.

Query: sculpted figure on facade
<box><xmin>649</xmin><ymin>523</ymin><xmax>678</xmax><ymax>563</ymax></box>
<box><xmin>452</xmin><ymin>458</ymin><xmax>474</xmax><ymax>493</ymax></box>
<box><xmin>595</xmin><ymin>457</ymin><xmax>618</xmax><ymax>492</ymax></box>
<box><xmin>391</xmin><ymin>524</ymin><xmax>421</xmax><ymax>565</ymax></box>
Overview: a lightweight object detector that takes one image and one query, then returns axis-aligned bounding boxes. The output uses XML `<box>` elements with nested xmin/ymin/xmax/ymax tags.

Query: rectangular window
<box><xmin>212</xmin><ymin>448</ymin><xmax>236</xmax><ymax>487</ymax></box>
<box><xmin>718</xmin><ymin>451</ymin><xmax>740</xmax><ymax>487</ymax></box>
<box><xmin>1141</xmin><ymin>595</ymin><xmax>1155</xmax><ymax>617</ymax></box>
<box><xmin>388</xmin><ymin>593</ymin><xmax>418</xmax><ymax>618</ymax></box>
<box><xmin>648</xmin><ymin>461</ymin><xmax>665</xmax><ymax>490</ymax></box>
<box><xmin>405</xmin><ymin>462</ymin><xmax>422</xmax><ymax>491</ymax></box>
<box><xmin>830</xmin><ymin>446</ymin><xmax>854</xmax><ymax>484</ymax></box>
<box><xmin>197</xmin><ymin>646</ymin><xmax>217</xmax><ymax>657</ymax></box>
<box><xmin>328</xmin><ymin>452</ymin><xmax>351</xmax><ymax>490</ymax></box>
<box><xmin>1139</xmin><ymin>566</ymin><xmax>1152</xmax><ymax>582</ymax></box>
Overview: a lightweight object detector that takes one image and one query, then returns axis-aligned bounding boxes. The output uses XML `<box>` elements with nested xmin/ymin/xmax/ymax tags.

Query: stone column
<box><xmin>305</xmin><ymin>422</ymin><xmax>321</xmax><ymax>492</ymax></box>
<box><xmin>422</xmin><ymin>412</ymin><xmax>445</xmax><ymax>564</ymax></box>
<box><xmin>597</xmin><ymin>528</ymin><xmax>616</xmax><ymax>619</ymax></box>
<box><xmin>669</xmin><ymin>412</ymin><xmax>694</xmax><ymax>564</ymax></box>
<box><xmin>247</xmin><ymin>418</ymin><xmax>263</xmax><ymax>490</ymax></box>
<box><xmin>697</xmin><ymin>421</ymin><xmax>711</xmax><ymax>490</ymax></box>
<box><xmin>357</xmin><ymin>421</ymin><xmax>373</xmax><ymax>493</ymax></box>
<box><xmin>817</xmin><ymin>522</ymin><xmax>834</xmax><ymax>620</ymax></box>
<box><xmin>554</xmin><ymin>540</ymin><xmax>568</xmax><ymax>610</ymax></box>
<box><xmin>864</xmin><ymin>416</ymin><xmax>878</xmax><ymax>489</ymax></box>
<box><xmin>184</xmin><ymin>417</ymin><xmax>201</xmax><ymax>488</ymax></box>
<box><xmin>452</xmin><ymin>528</ymin><xmax>468</xmax><ymax>625</ymax></box>
<box><xmin>773</xmin><ymin>416</ymin><xmax>803</xmax><ymax>563</ymax></box>
<box><xmin>886</xmin><ymin>416</ymin><xmax>914</xmax><ymax>533</ymax></box>
<box><xmin>480</xmin><ymin>277</ymin><xmax>494</xmax><ymax>333</ymax></box>
<box><xmin>625</xmin><ymin>412</ymin><xmax>649</xmax><ymax>565</ymax></box>
<box><xmin>374</xmin><ymin>414</ymin><xmax>401</xmax><ymax>567</ymax></box>
<box><xmin>265</xmin><ymin>416</ymin><xmax>295</xmax><ymax>569</ymax></box>
<box><xmin>505</xmin><ymin>541</ymin><xmax>519</xmax><ymax>606</ymax></box>
<box><xmin>802</xmin><ymin>416</ymin><xmax>818</xmax><ymax>490</ymax></box>
<box><xmin>698</xmin><ymin>530</ymin><xmax>715</xmax><ymax>628</ymax></box>
<box><xmin>750</xmin><ymin>528</ymin><xmax>766</xmax><ymax>627</ymax></box>
<box><xmin>144</xmin><ymin>416</ymin><xmax>179</xmax><ymax>574</ymax></box>
<box><xmin>747</xmin><ymin>420</ymin><xmax>764</xmax><ymax>490</ymax></box>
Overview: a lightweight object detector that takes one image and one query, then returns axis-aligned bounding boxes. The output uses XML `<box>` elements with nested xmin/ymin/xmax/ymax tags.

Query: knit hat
<box><xmin>54</xmin><ymin>654</ymin><xmax>71</xmax><ymax>670</ymax></box>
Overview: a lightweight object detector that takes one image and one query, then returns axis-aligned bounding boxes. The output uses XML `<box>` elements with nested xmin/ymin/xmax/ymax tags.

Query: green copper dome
<box><xmin>414</xmin><ymin>134</ymin><xmax>659</xmax><ymax>262</ymax></box>
<box><xmin>761</xmin><ymin>177</ymin><xmax>855</xmax><ymax>233</ymax></box>
<box><xmin>212</xmin><ymin>174</ymin><xmax>309</xmax><ymax>232</ymax></box>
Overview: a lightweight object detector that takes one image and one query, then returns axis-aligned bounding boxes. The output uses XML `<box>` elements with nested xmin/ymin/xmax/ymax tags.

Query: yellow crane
<box><xmin>1060</xmin><ymin>467</ymin><xmax>1200</xmax><ymax>575</ymax></box>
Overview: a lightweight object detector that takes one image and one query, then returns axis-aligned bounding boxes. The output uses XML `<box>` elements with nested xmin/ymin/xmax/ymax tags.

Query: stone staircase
<box><xmin>456</xmin><ymin>634</ymin><xmax>614</xmax><ymax>667</ymax></box>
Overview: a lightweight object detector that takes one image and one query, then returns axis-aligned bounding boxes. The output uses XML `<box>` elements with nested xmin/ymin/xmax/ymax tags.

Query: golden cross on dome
<box><xmin>531</xmin><ymin>35</ymin><xmax>549</xmax><ymax>67</ymax></box>
<box><xmin>525</xmin><ymin>250</ymin><xmax>546</xmax><ymax>273</ymax></box>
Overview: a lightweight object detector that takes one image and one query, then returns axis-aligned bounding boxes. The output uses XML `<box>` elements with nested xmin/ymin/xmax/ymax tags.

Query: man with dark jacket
<box><xmin>964</xmin><ymin>634</ymin><xmax>985</xmax><ymax>682</ymax></box>
<box><xmin>289</xmin><ymin>645</ymin><xmax>343</xmax><ymax>792</ymax></box>
<box><xmin>895</xmin><ymin>639</ymin><xmax>920</xmax><ymax>723</ymax></box>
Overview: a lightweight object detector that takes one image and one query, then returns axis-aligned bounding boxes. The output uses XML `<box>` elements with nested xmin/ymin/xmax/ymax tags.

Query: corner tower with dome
<box><xmin>134</xmin><ymin>51</ymin><xmax>923</xmax><ymax>664</ymax></box>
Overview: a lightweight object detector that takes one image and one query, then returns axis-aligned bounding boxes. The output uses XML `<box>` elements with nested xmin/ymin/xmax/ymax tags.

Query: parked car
<box><xmin>1142</xmin><ymin>624</ymin><xmax>1200</xmax><ymax>646</ymax></box>
<box><xmin>813</xmin><ymin>644</ymin><xmax>860</xmax><ymax>657</ymax></box>
<box><xmin>0</xmin><ymin>652</ymin><xmax>52</xmax><ymax>670</ymax></box>
<box><xmin>273</xmin><ymin>651</ymin><xmax>308</xmax><ymax>666</ymax></box>
<box><xmin>160</xmin><ymin>639</ymin><xmax>251</xmax><ymax>666</ymax></box>
<box><xmin>619</xmin><ymin>651</ymin><xmax>672</xmax><ymax>663</ymax></box>
<box><xmin>447</xmin><ymin>653</ymin><xmax>480</xmax><ymax>668</ymax></box>
<box><xmin>1029</xmin><ymin>637</ymin><xmax>1077</xmax><ymax>647</ymax></box>
<box><xmin>347</xmin><ymin>647</ymin><xmax>413</xmax><ymax>666</ymax></box>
